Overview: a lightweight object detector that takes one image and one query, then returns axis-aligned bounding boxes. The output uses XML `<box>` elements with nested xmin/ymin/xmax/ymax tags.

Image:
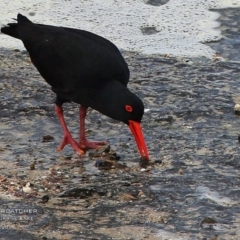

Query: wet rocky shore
<box><xmin>0</xmin><ymin>7</ymin><xmax>240</xmax><ymax>240</ymax></box>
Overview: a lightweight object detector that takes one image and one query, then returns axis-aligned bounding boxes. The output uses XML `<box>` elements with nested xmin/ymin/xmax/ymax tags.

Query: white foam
<box><xmin>195</xmin><ymin>186</ymin><xmax>238</xmax><ymax>206</ymax></box>
<box><xmin>157</xmin><ymin>230</ymin><xmax>185</xmax><ymax>240</ymax></box>
<box><xmin>0</xmin><ymin>0</ymin><xmax>240</xmax><ymax>58</ymax></box>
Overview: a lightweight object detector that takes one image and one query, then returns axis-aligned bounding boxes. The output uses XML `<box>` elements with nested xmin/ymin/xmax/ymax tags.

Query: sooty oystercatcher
<box><xmin>1</xmin><ymin>14</ymin><xmax>149</xmax><ymax>160</ymax></box>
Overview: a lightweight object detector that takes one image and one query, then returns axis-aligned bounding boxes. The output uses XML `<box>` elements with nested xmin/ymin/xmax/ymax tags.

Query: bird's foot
<box><xmin>79</xmin><ymin>139</ymin><xmax>108</xmax><ymax>150</ymax></box>
<box><xmin>58</xmin><ymin>132</ymin><xmax>85</xmax><ymax>155</ymax></box>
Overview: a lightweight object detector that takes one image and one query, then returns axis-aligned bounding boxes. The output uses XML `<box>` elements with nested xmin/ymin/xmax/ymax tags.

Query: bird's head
<box><xmin>90</xmin><ymin>81</ymin><xmax>149</xmax><ymax>160</ymax></box>
<box><xmin>123</xmin><ymin>95</ymin><xmax>150</xmax><ymax>161</ymax></box>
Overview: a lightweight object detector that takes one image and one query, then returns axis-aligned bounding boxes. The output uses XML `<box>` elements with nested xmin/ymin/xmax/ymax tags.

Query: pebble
<box><xmin>23</xmin><ymin>184</ymin><xmax>32</xmax><ymax>193</ymax></box>
<box><xmin>41</xmin><ymin>195</ymin><xmax>50</xmax><ymax>203</ymax></box>
<box><xmin>234</xmin><ymin>104</ymin><xmax>240</xmax><ymax>112</ymax></box>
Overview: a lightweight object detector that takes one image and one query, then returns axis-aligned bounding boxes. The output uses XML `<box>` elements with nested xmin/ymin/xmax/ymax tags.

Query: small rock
<box><xmin>23</xmin><ymin>182</ymin><xmax>33</xmax><ymax>193</ymax></box>
<box><xmin>30</xmin><ymin>163</ymin><xmax>35</xmax><ymax>170</ymax></box>
<box><xmin>200</xmin><ymin>217</ymin><xmax>217</xmax><ymax>227</ymax></box>
<box><xmin>89</xmin><ymin>145</ymin><xmax>120</xmax><ymax>160</ymax></box>
<box><xmin>95</xmin><ymin>159</ymin><xmax>115</xmax><ymax>170</ymax></box>
<box><xmin>139</xmin><ymin>156</ymin><xmax>150</xmax><ymax>168</ymax></box>
<box><xmin>41</xmin><ymin>195</ymin><xmax>50</xmax><ymax>203</ymax></box>
<box><xmin>178</xmin><ymin>169</ymin><xmax>184</xmax><ymax>175</ymax></box>
<box><xmin>58</xmin><ymin>187</ymin><xmax>95</xmax><ymax>198</ymax></box>
<box><xmin>138</xmin><ymin>190</ymin><xmax>146</xmax><ymax>198</ymax></box>
<box><xmin>118</xmin><ymin>193</ymin><xmax>137</xmax><ymax>201</ymax></box>
<box><xmin>154</xmin><ymin>160</ymin><xmax>162</xmax><ymax>164</ymax></box>
<box><xmin>107</xmin><ymin>191</ymin><xmax>113</xmax><ymax>198</ymax></box>
<box><xmin>154</xmin><ymin>115</ymin><xmax>173</xmax><ymax>123</ymax></box>
<box><xmin>89</xmin><ymin>145</ymin><xmax>110</xmax><ymax>157</ymax></box>
<box><xmin>42</xmin><ymin>135</ymin><xmax>54</xmax><ymax>142</ymax></box>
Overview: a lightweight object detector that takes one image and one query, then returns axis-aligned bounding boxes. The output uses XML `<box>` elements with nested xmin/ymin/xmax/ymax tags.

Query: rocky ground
<box><xmin>0</xmin><ymin>7</ymin><xmax>240</xmax><ymax>240</ymax></box>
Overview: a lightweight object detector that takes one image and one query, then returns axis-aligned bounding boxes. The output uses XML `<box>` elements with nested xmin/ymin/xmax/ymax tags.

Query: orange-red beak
<box><xmin>128</xmin><ymin>120</ymin><xmax>149</xmax><ymax>160</ymax></box>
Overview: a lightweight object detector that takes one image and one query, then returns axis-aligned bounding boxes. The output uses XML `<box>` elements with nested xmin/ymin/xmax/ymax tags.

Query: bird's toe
<box><xmin>58</xmin><ymin>133</ymin><xmax>85</xmax><ymax>155</ymax></box>
<box><xmin>79</xmin><ymin>140</ymin><xmax>108</xmax><ymax>150</ymax></box>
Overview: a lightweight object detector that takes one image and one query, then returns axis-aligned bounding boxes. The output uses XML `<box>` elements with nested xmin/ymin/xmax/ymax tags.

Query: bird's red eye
<box><xmin>125</xmin><ymin>105</ymin><xmax>133</xmax><ymax>112</ymax></box>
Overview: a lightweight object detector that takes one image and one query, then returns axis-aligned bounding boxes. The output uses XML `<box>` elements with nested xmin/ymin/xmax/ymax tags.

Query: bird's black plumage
<box><xmin>1</xmin><ymin>14</ymin><xmax>149</xmax><ymax>159</ymax></box>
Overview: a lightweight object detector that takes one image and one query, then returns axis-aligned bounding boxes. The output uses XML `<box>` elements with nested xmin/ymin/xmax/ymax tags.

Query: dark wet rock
<box><xmin>200</xmin><ymin>217</ymin><xmax>219</xmax><ymax>230</ymax></box>
<box><xmin>154</xmin><ymin>160</ymin><xmax>162</xmax><ymax>164</ymax></box>
<box><xmin>139</xmin><ymin>156</ymin><xmax>150</xmax><ymax>168</ymax></box>
<box><xmin>145</xmin><ymin>0</ymin><xmax>170</xmax><ymax>7</ymax></box>
<box><xmin>90</xmin><ymin>144</ymin><xmax>110</xmax><ymax>156</ymax></box>
<box><xmin>154</xmin><ymin>115</ymin><xmax>173</xmax><ymax>123</ymax></box>
<box><xmin>96</xmin><ymin>190</ymin><xmax>108</xmax><ymax>196</ymax></box>
<box><xmin>42</xmin><ymin>135</ymin><xmax>54</xmax><ymax>142</ymax></box>
<box><xmin>234</xmin><ymin>111</ymin><xmax>240</xmax><ymax>116</ymax></box>
<box><xmin>41</xmin><ymin>195</ymin><xmax>50</xmax><ymax>203</ymax></box>
<box><xmin>108</xmin><ymin>152</ymin><xmax>121</xmax><ymax>160</ymax></box>
<box><xmin>119</xmin><ymin>181</ymin><xmax>131</xmax><ymax>187</ymax></box>
<box><xmin>0</xmin><ymin>230</ymin><xmax>38</xmax><ymax>240</ymax></box>
<box><xmin>58</xmin><ymin>187</ymin><xmax>96</xmax><ymax>198</ymax></box>
<box><xmin>95</xmin><ymin>159</ymin><xmax>115</xmax><ymax>170</ymax></box>
<box><xmin>141</xmin><ymin>26</ymin><xmax>159</xmax><ymax>35</ymax></box>
<box><xmin>89</xmin><ymin>144</ymin><xmax>121</xmax><ymax>160</ymax></box>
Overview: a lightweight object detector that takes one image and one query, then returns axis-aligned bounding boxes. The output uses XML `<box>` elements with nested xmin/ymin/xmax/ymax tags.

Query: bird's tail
<box><xmin>1</xmin><ymin>14</ymin><xmax>32</xmax><ymax>39</ymax></box>
<box><xmin>1</xmin><ymin>22</ymin><xmax>20</xmax><ymax>39</ymax></box>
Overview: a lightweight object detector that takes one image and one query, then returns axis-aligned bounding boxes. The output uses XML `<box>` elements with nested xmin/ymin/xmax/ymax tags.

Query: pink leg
<box><xmin>55</xmin><ymin>105</ymin><xmax>84</xmax><ymax>155</ymax></box>
<box><xmin>79</xmin><ymin>106</ymin><xmax>107</xmax><ymax>149</ymax></box>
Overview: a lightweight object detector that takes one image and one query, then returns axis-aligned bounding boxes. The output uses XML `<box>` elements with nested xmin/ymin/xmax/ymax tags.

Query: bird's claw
<box><xmin>79</xmin><ymin>140</ymin><xmax>108</xmax><ymax>150</ymax></box>
<box><xmin>58</xmin><ymin>133</ymin><xmax>85</xmax><ymax>155</ymax></box>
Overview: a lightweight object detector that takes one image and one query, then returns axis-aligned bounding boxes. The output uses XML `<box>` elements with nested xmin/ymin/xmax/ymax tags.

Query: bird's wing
<box><xmin>18</xmin><ymin>23</ymin><xmax>129</xmax><ymax>92</ymax></box>
<box><xmin>1</xmin><ymin>14</ymin><xmax>130</xmax><ymax>89</ymax></box>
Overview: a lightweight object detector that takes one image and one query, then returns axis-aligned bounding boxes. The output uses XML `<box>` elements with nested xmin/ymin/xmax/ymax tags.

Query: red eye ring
<box><xmin>125</xmin><ymin>105</ymin><xmax>133</xmax><ymax>112</ymax></box>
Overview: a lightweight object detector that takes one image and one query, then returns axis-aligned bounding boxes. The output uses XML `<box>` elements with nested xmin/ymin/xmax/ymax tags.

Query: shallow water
<box><xmin>207</xmin><ymin>8</ymin><xmax>240</xmax><ymax>61</ymax></box>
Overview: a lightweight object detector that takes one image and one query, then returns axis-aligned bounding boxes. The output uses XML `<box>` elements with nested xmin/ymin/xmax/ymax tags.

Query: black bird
<box><xmin>1</xmin><ymin>14</ymin><xmax>149</xmax><ymax>160</ymax></box>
